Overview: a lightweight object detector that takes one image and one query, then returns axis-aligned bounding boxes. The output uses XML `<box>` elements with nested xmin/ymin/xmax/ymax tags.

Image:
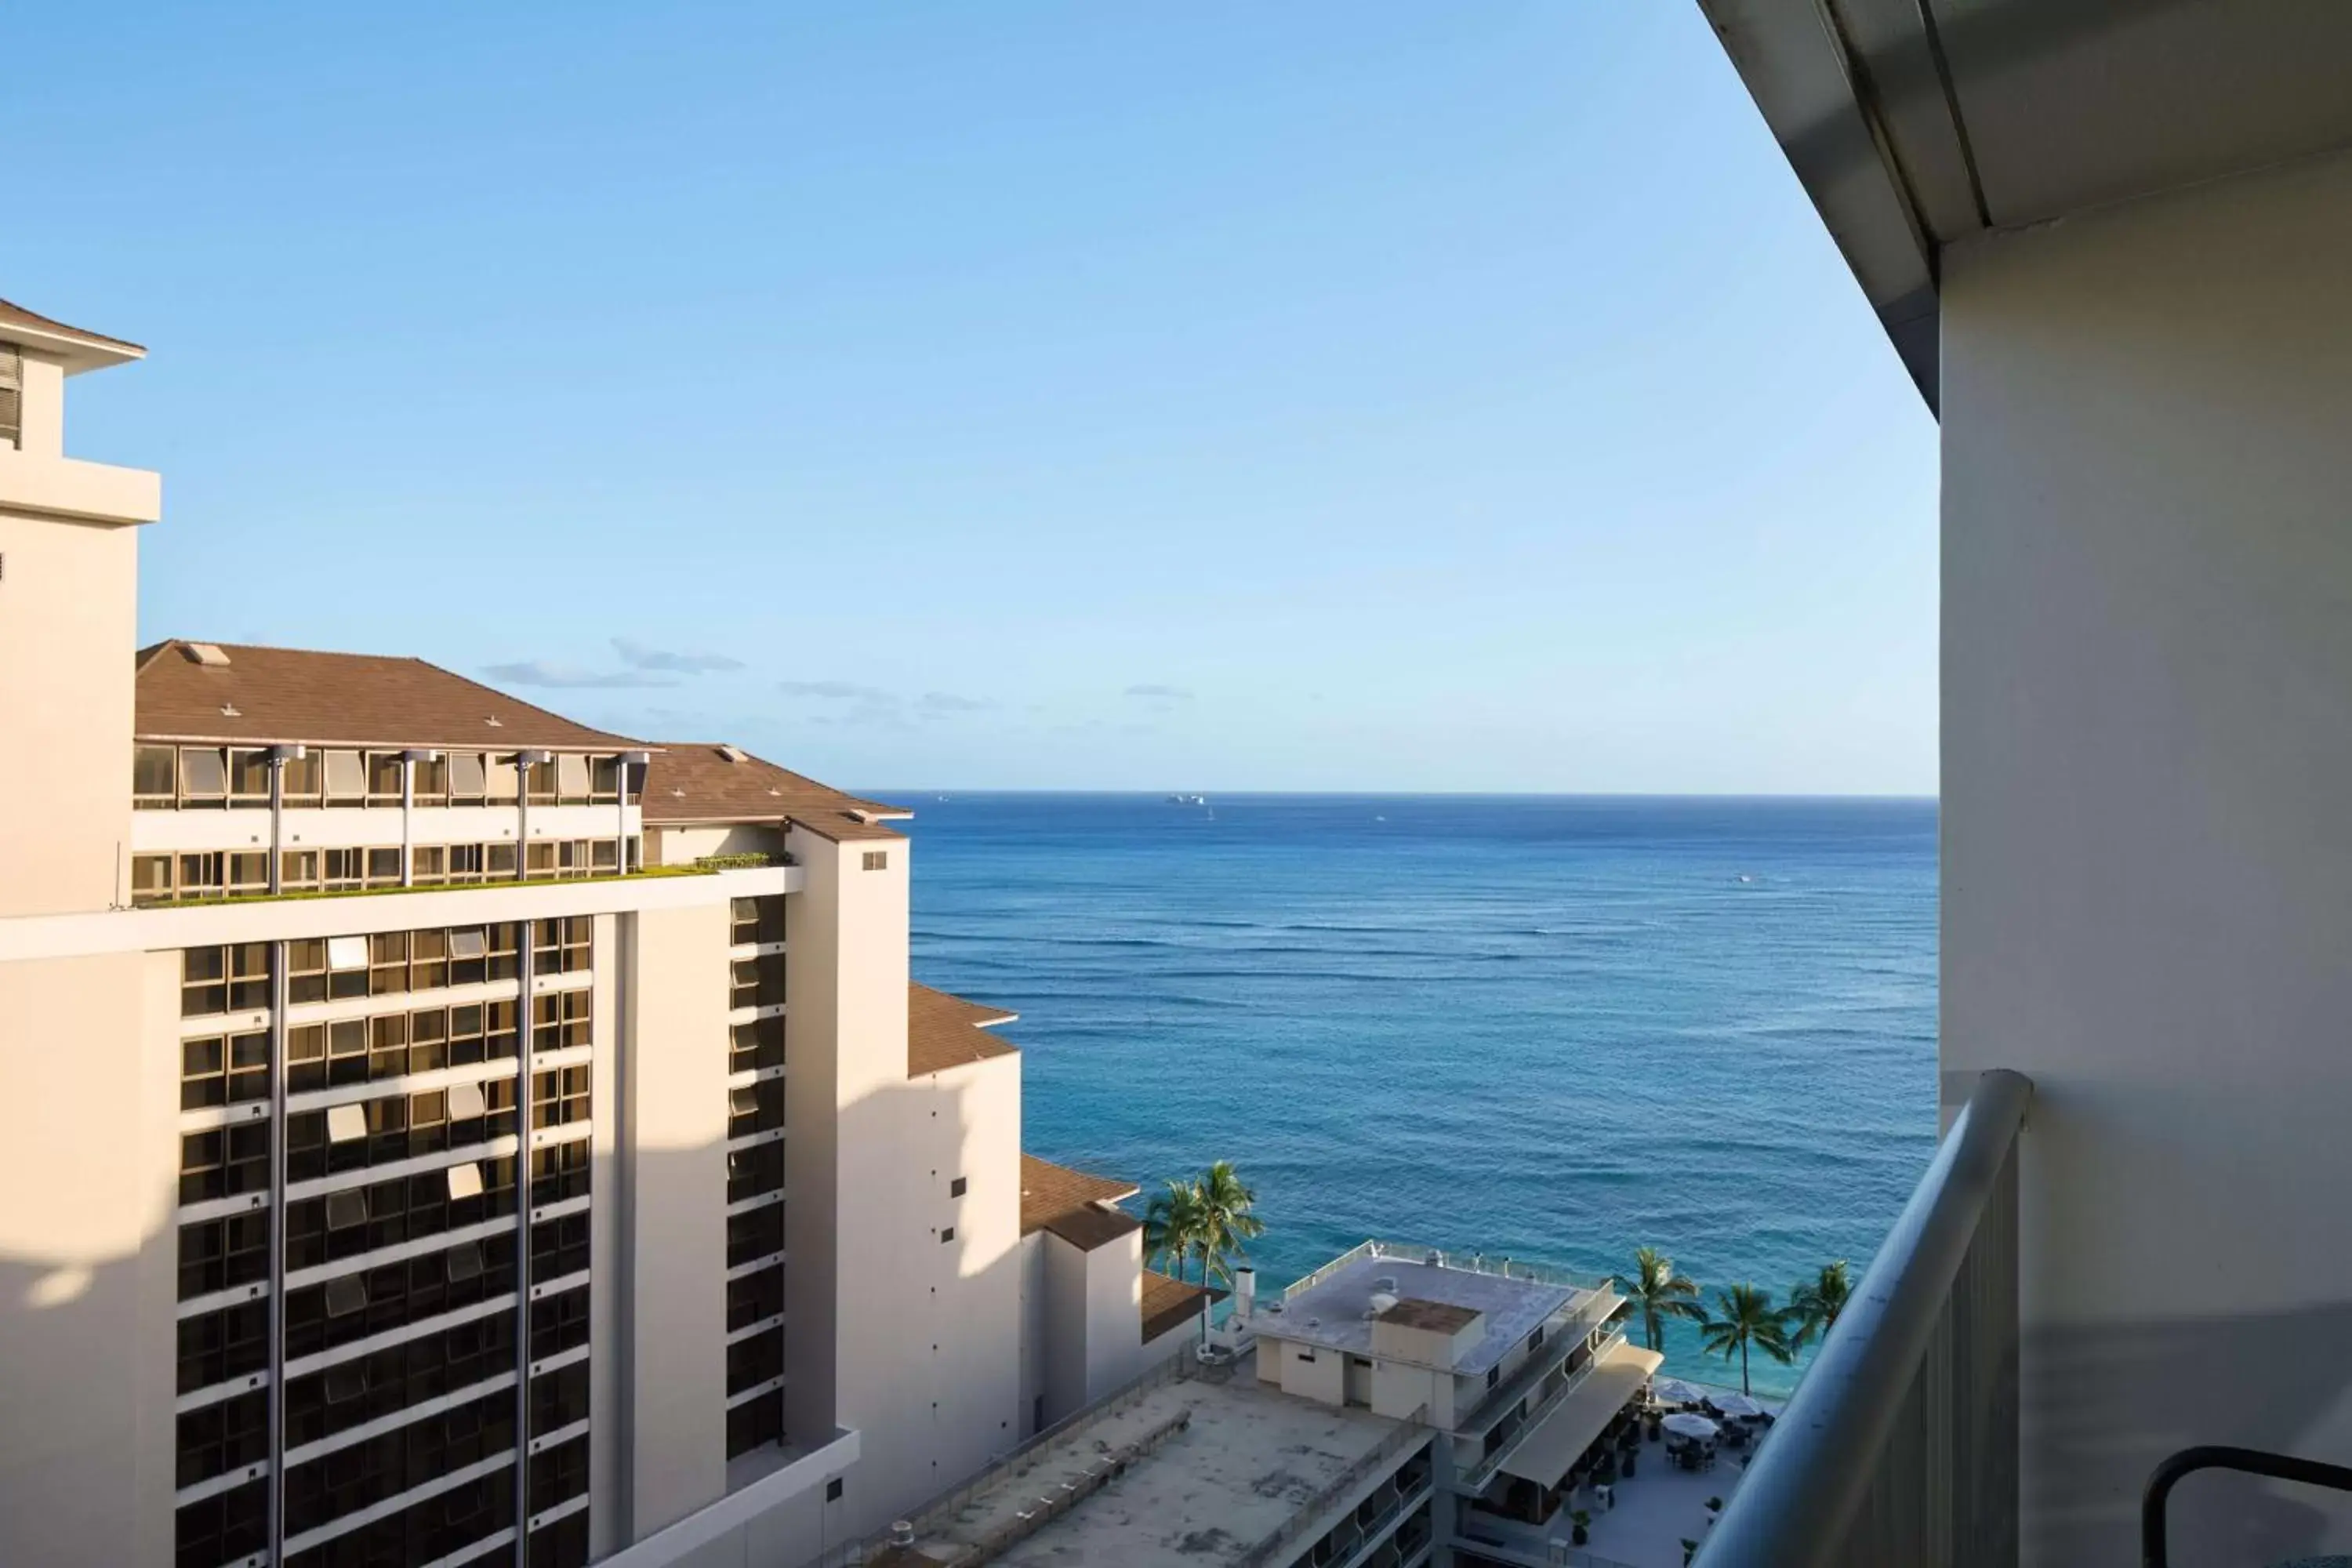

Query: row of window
<box><xmin>289</xmin><ymin>1002</ymin><xmax>522</xmax><ymax>1093</ymax></box>
<box><xmin>728</xmin><ymin>906</ymin><xmax>786</xmax><ymax>1458</ymax></box>
<box><xmin>727</xmin><ymin>1265</ymin><xmax>785</xmax><ymax>1334</ymax></box>
<box><xmin>288</xmin><ymin>1076</ymin><xmax>521</xmax><ymax>1181</ymax></box>
<box><xmin>286</xmin><ymin>1308</ymin><xmax>515</xmax><ymax>1449</ymax></box>
<box><xmin>281</xmin><ymin>1462</ymin><xmax>514</xmax><ymax>1568</ymax></box>
<box><xmin>283</xmin><ymin>1384</ymin><xmax>517</xmax><ymax>1541</ymax></box>
<box><xmin>725</xmin><ymin>1327</ymin><xmax>784</xmax><ymax>1396</ymax></box>
<box><xmin>136</xmin><ymin>744</ymin><xmax>633</xmax><ymax>811</ymax></box>
<box><xmin>175</xmin><ymin>1474</ymin><xmax>265</xmax><ymax>1568</ymax></box>
<box><xmin>176</xmin><ymin>1387</ymin><xmax>267</xmax><ymax>1490</ymax></box>
<box><xmin>285</xmin><ymin>1158</ymin><xmax>520</xmax><ymax>1272</ymax></box>
<box><xmin>283</xmin><ymin>1232</ymin><xmax>519</xmax><ymax>1361</ymax></box>
<box><xmin>727</xmin><ymin>1141</ymin><xmax>785</xmax><ymax>1205</ymax></box>
<box><xmin>140</xmin><ymin>841</ymin><xmax>638</xmax><ymax>906</ymax></box>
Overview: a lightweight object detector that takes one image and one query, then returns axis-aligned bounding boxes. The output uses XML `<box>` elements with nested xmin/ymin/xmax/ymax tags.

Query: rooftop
<box><xmin>1016</xmin><ymin>1152</ymin><xmax>1141</xmax><ymax>1250</ymax></box>
<box><xmin>909</xmin><ymin>983</ymin><xmax>1020</xmax><ymax>1077</ymax></box>
<box><xmin>134</xmin><ymin>640</ymin><xmax>642</xmax><ymax>752</ymax></box>
<box><xmin>640</xmin><ymin>741</ymin><xmax>904</xmax><ymax>838</ymax></box>
<box><xmin>1140</xmin><ymin>1269</ymin><xmax>1220</xmax><ymax>1342</ymax></box>
<box><xmin>1263</xmin><ymin>1244</ymin><xmax>1588</xmax><ymax>1377</ymax></box>
<box><xmin>879</xmin><ymin>1362</ymin><xmax>1410</xmax><ymax>1568</ymax></box>
<box><xmin>0</xmin><ymin>296</ymin><xmax>144</xmax><ymax>372</ymax></box>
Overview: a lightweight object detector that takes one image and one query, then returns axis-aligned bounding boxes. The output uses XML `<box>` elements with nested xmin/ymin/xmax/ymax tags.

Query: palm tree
<box><xmin>1143</xmin><ymin>1179</ymin><xmax>1206</xmax><ymax>1284</ymax></box>
<box><xmin>1190</xmin><ymin>1160</ymin><xmax>1265</xmax><ymax>1288</ymax></box>
<box><xmin>1612</xmin><ymin>1246</ymin><xmax>1703</xmax><ymax>1353</ymax></box>
<box><xmin>1787</xmin><ymin>1260</ymin><xmax>1853</xmax><ymax>1351</ymax></box>
<box><xmin>1697</xmin><ymin>1283</ymin><xmax>1794</xmax><ymax>1396</ymax></box>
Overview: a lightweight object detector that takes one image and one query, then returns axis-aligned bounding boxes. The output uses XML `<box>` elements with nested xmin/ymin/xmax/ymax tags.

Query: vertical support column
<box><xmin>265</xmin><ymin>938</ymin><xmax>289</xmax><ymax>1566</ymax></box>
<box><xmin>516</xmin><ymin>754</ymin><xmax>532</xmax><ymax>884</ymax></box>
<box><xmin>399</xmin><ymin>754</ymin><xmax>416</xmax><ymax>887</ymax></box>
<box><xmin>515</xmin><ymin>917</ymin><xmax>538</xmax><ymax>1559</ymax></box>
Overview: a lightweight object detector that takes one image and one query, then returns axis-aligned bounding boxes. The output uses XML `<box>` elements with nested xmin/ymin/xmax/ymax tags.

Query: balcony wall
<box><xmin>1942</xmin><ymin>142</ymin><xmax>2352</xmax><ymax>1564</ymax></box>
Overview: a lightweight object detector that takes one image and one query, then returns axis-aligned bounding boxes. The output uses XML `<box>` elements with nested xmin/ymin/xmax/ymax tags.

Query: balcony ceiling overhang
<box><xmin>1697</xmin><ymin>0</ymin><xmax>2352</xmax><ymax>413</ymax></box>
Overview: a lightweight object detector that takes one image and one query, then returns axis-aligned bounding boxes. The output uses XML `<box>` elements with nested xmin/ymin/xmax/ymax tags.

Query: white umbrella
<box><xmin>1651</xmin><ymin>1378</ymin><xmax>1706</xmax><ymax>1407</ymax></box>
<box><xmin>1706</xmin><ymin>1392</ymin><xmax>1765</xmax><ymax>1419</ymax></box>
<box><xmin>1661</xmin><ymin>1412</ymin><xmax>1720</xmax><ymax>1442</ymax></box>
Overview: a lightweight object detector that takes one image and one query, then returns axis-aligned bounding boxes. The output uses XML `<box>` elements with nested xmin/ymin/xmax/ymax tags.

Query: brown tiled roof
<box><xmin>0</xmin><ymin>296</ymin><xmax>144</xmax><ymax>358</ymax></box>
<box><xmin>907</xmin><ymin>982</ymin><xmax>1018</xmax><ymax>1076</ymax></box>
<box><xmin>1019</xmin><ymin>1152</ymin><xmax>1142</xmax><ymax>1250</ymax></box>
<box><xmin>1377</xmin><ymin>1298</ymin><xmax>1483</xmax><ymax>1334</ymax></box>
<box><xmin>134</xmin><ymin>641</ymin><xmax>642</xmax><ymax>751</ymax></box>
<box><xmin>1142</xmin><ymin>1269</ymin><xmax>1224</xmax><ymax>1343</ymax></box>
<box><xmin>641</xmin><ymin>743</ymin><xmax>905</xmax><ymax>840</ymax></box>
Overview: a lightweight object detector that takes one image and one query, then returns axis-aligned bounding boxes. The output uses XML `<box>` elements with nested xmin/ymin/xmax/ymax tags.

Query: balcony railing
<box><xmin>1703</xmin><ymin>1068</ymin><xmax>2033</xmax><ymax>1568</ymax></box>
<box><xmin>1460</xmin><ymin>1328</ymin><xmax>1631</xmax><ymax>1496</ymax></box>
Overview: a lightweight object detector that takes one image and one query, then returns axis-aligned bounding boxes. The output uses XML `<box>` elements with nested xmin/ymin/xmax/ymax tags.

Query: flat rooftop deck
<box><xmin>1267</xmin><ymin>1252</ymin><xmax>1583</xmax><ymax>1375</ymax></box>
<box><xmin>886</xmin><ymin>1363</ymin><xmax>1404</xmax><ymax>1567</ymax></box>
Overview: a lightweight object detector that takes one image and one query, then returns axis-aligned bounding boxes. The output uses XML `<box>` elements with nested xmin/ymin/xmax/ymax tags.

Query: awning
<box><xmin>1498</xmin><ymin>1341</ymin><xmax>1665</xmax><ymax>1487</ymax></box>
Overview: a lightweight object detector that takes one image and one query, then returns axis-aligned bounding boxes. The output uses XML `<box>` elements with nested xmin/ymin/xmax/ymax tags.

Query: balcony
<box><xmin>1702</xmin><ymin>1069</ymin><xmax>2029</xmax><ymax>1566</ymax></box>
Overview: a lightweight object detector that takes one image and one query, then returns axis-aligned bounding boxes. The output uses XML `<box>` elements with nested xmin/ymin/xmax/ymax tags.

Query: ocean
<box><xmin>892</xmin><ymin>793</ymin><xmax>1938</xmax><ymax>1396</ymax></box>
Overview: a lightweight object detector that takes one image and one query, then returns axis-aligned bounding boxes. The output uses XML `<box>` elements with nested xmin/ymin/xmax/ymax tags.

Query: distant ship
<box><xmin>1167</xmin><ymin>793</ymin><xmax>1207</xmax><ymax>805</ymax></box>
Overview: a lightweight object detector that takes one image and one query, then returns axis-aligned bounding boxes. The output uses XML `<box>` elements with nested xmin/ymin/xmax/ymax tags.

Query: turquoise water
<box><xmin>894</xmin><ymin>793</ymin><xmax>1937</xmax><ymax>1396</ymax></box>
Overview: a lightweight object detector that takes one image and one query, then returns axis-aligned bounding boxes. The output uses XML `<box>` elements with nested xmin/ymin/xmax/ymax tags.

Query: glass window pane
<box><xmin>326</xmin><ymin>936</ymin><xmax>368</xmax><ymax>971</ymax></box>
<box><xmin>134</xmin><ymin>746</ymin><xmax>176</xmax><ymax>800</ymax></box>
<box><xmin>555</xmin><ymin>754</ymin><xmax>590</xmax><ymax>797</ymax></box>
<box><xmin>449</xmin><ymin>753</ymin><xmax>487</xmax><ymax>797</ymax></box>
<box><xmin>322</xmin><ymin>750</ymin><xmax>365</xmax><ymax>799</ymax></box>
<box><xmin>486</xmin><ymin>758</ymin><xmax>519</xmax><ymax>800</ymax></box>
<box><xmin>180</xmin><ymin>749</ymin><xmax>227</xmax><ymax>797</ymax></box>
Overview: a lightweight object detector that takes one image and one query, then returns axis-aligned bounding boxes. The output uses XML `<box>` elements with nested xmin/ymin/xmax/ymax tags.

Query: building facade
<box><xmin>0</xmin><ymin>301</ymin><xmax>1205</xmax><ymax>1568</ymax></box>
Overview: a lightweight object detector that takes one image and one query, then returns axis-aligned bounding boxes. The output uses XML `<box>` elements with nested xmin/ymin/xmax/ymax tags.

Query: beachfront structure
<box><xmin>1692</xmin><ymin>7</ymin><xmax>2352</xmax><ymax>1565</ymax></box>
<box><xmin>1252</xmin><ymin>1243</ymin><xmax>1653</xmax><ymax>1557</ymax></box>
<box><xmin>0</xmin><ymin>303</ymin><xmax>1209</xmax><ymax>1568</ymax></box>
<box><xmin>863</xmin><ymin>1240</ymin><xmax>1662</xmax><ymax>1568</ymax></box>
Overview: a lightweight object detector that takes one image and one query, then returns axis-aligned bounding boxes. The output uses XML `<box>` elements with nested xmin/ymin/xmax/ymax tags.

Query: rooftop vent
<box><xmin>182</xmin><ymin>642</ymin><xmax>231</xmax><ymax>666</ymax></box>
<box><xmin>889</xmin><ymin>1523</ymin><xmax>916</xmax><ymax>1548</ymax></box>
<box><xmin>220</xmin><ymin>704</ymin><xmax>240</xmax><ymax>718</ymax></box>
<box><xmin>485</xmin><ymin>716</ymin><xmax>503</xmax><ymax>728</ymax></box>
<box><xmin>717</xmin><ymin>744</ymin><xmax>747</xmax><ymax>763</ymax></box>
<box><xmin>1376</xmin><ymin>1276</ymin><xmax>1399</xmax><ymax>1294</ymax></box>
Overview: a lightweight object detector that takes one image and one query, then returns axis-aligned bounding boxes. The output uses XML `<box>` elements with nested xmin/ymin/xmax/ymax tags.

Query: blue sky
<box><xmin>6</xmin><ymin>2</ymin><xmax>1936</xmax><ymax>793</ymax></box>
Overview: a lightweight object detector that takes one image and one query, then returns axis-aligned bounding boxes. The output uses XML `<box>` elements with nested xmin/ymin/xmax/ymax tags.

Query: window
<box><xmin>281</xmin><ymin>1384</ymin><xmax>517</xmax><ymax>1541</ymax></box>
<box><xmin>729</xmin><ymin>1077</ymin><xmax>785</xmax><ymax>1140</ymax></box>
<box><xmin>281</xmin><ymin>750</ymin><xmax>322</xmax><ymax>804</ymax></box>
<box><xmin>183</xmin><ymin>945</ymin><xmax>269</xmax><ymax>1017</ymax></box>
<box><xmin>1528</xmin><ymin>1325</ymin><xmax>1545</xmax><ymax>1352</ymax></box>
<box><xmin>732</xmin><ymin>895</ymin><xmax>785</xmax><ymax>947</ymax></box>
<box><xmin>534</xmin><ymin>916</ymin><xmax>590</xmax><ymax>975</ymax></box>
<box><xmin>280</xmin><ymin>1233</ymin><xmax>518</xmax><ymax>1359</ymax></box>
<box><xmin>1298</xmin><ymin>1348</ymin><xmax>1317</xmax><ymax>1363</ymax></box>
<box><xmin>726</xmin><ymin>1327</ymin><xmax>784</xmax><ymax>1392</ymax></box>
<box><xmin>726</xmin><ymin>1265</ymin><xmax>786</xmax><ymax>1330</ymax></box>
<box><xmin>487</xmin><ymin>842</ymin><xmax>518</xmax><ymax>878</ymax></box>
<box><xmin>322</xmin><ymin>749</ymin><xmax>366</xmax><ymax>804</ymax></box>
<box><xmin>176</xmin><ymin>1387</ymin><xmax>267</xmax><ymax>1488</ymax></box>
<box><xmin>590</xmin><ymin>755</ymin><xmax>620</xmax><ymax>803</ymax></box>
<box><xmin>227</xmin><ymin>851</ymin><xmax>268</xmax><ymax>893</ymax></box>
<box><xmin>227</xmin><ymin>749</ymin><xmax>271</xmax><ymax>806</ymax></box>
<box><xmin>180</xmin><ymin>747</ymin><xmax>228</xmax><ymax>805</ymax></box>
<box><xmin>591</xmin><ymin>837</ymin><xmax>619</xmax><ymax>873</ymax></box>
<box><xmin>727</xmin><ymin>1141</ymin><xmax>784</xmax><ymax>1203</ymax></box>
<box><xmin>730</xmin><ymin>1014</ymin><xmax>785</xmax><ymax>1074</ymax></box>
<box><xmin>528</xmin><ymin>1433</ymin><xmax>590</xmax><ymax>1518</ymax></box>
<box><xmin>181</xmin><ymin>1029</ymin><xmax>269</xmax><ymax>1109</ymax></box>
<box><xmin>366</xmin><ymin>751</ymin><xmax>405</xmax><ymax>805</ymax></box>
<box><xmin>530</xmin><ymin>1221</ymin><xmax>591</xmax><ymax>1293</ymax></box>
<box><xmin>524</xmin><ymin>841</ymin><xmax>557</xmax><ymax>878</ymax></box>
<box><xmin>726</xmin><ymin>1203</ymin><xmax>784</xmax><ymax>1267</ymax></box>
<box><xmin>281</xmin><ymin>1308</ymin><xmax>517</xmax><ymax>1450</ymax></box>
<box><xmin>826</xmin><ymin>1478</ymin><xmax>844</xmax><ymax>1503</ymax></box>
<box><xmin>179</xmin><ymin>1123</ymin><xmax>270</xmax><ymax>1204</ymax></box>
<box><xmin>323</xmin><ymin>847</ymin><xmax>366</xmax><ymax>891</ymax></box>
<box><xmin>131</xmin><ymin>853</ymin><xmax>173</xmax><ymax>904</ymax></box>
<box><xmin>531</xmin><ymin>1138</ymin><xmax>591</xmax><ymax>1207</ymax></box>
<box><xmin>281</xmin><ymin>849</ymin><xmax>321</xmax><ymax>891</ymax></box>
<box><xmin>532</xmin><ymin>1064</ymin><xmax>591</xmax><ymax>1127</ymax></box>
<box><xmin>412</xmin><ymin>845</ymin><xmax>448</xmax><ymax>885</ymax></box>
<box><xmin>178</xmin><ymin>1210</ymin><xmax>269</xmax><ymax>1298</ymax></box>
<box><xmin>410</xmin><ymin>928</ymin><xmax>448</xmax><ymax>990</ymax></box>
<box><xmin>531</xmin><ymin>1361</ymin><xmax>590</xmax><ymax>1437</ymax></box>
<box><xmin>175</xmin><ymin>1475</ymin><xmax>267</xmax><ymax>1568</ymax></box>
<box><xmin>411</xmin><ymin>754</ymin><xmax>449</xmax><ymax>805</ymax></box>
<box><xmin>1486</xmin><ymin>1365</ymin><xmax>1501</xmax><ymax>1390</ymax></box>
<box><xmin>366</xmin><ymin>847</ymin><xmax>402</xmax><ymax>885</ymax></box>
<box><xmin>555</xmin><ymin>752</ymin><xmax>591</xmax><ymax>803</ymax></box>
<box><xmin>950</xmin><ymin>1176</ymin><xmax>968</xmax><ymax>1199</ymax></box>
<box><xmin>177</xmin><ymin>1300</ymin><xmax>268</xmax><ymax>1394</ymax></box>
<box><xmin>862</xmin><ymin>850</ymin><xmax>888</xmax><ymax>871</ymax></box>
<box><xmin>177</xmin><ymin>851</ymin><xmax>226</xmax><ymax>899</ymax></box>
<box><xmin>939</xmin><ymin>1226</ymin><xmax>956</xmax><ymax>1244</ymax></box>
<box><xmin>133</xmin><ymin>745</ymin><xmax>176</xmax><ymax>808</ymax></box>
<box><xmin>486</xmin><ymin>755</ymin><xmax>520</xmax><ymax>802</ymax></box>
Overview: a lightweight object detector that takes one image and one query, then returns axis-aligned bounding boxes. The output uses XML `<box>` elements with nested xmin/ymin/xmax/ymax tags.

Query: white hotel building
<box><xmin>0</xmin><ymin>299</ymin><xmax>1210</xmax><ymax>1568</ymax></box>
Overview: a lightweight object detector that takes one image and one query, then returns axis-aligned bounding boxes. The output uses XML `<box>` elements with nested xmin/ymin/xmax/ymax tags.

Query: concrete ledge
<box><xmin>597</xmin><ymin>1428</ymin><xmax>859</xmax><ymax>1568</ymax></box>
<box><xmin>0</xmin><ymin>448</ymin><xmax>162</xmax><ymax>524</ymax></box>
<box><xmin>0</xmin><ymin>866</ymin><xmax>798</xmax><ymax>960</ymax></box>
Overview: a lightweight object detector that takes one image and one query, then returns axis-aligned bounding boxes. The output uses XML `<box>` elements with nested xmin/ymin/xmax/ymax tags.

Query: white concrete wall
<box><xmin>1081</xmin><ymin>1229</ymin><xmax>1145</xmax><ymax>1402</ymax></box>
<box><xmin>620</xmin><ymin>902</ymin><xmax>733</xmax><ymax>1536</ymax></box>
<box><xmin>0</xmin><ymin>947</ymin><xmax>177</xmax><ymax>1566</ymax></box>
<box><xmin>129</xmin><ymin>801</ymin><xmax>640</xmax><ymax>855</ymax></box>
<box><xmin>650</xmin><ymin>824</ymin><xmax>789</xmax><ymax>868</ymax></box>
<box><xmin>1271</xmin><ymin>1338</ymin><xmax>1347</xmax><ymax>1406</ymax></box>
<box><xmin>1040</xmin><ymin>1235</ymin><xmax>1091</xmax><ymax>1421</ymax></box>
<box><xmin>0</xmin><ymin>509</ymin><xmax>139</xmax><ymax>915</ymax></box>
<box><xmin>1941</xmin><ymin>144</ymin><xmax>2352</xmax><ymax>1566</ymax></box>
<box><xmin>1018</xmin><ymin>1232</ymin><xmax>1049</xmax><ymax>1436</ymax></box>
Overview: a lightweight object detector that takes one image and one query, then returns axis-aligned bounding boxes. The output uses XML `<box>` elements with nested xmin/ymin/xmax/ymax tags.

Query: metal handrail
<box><xmin>1703</xmin><ymin>1068</ymin><xmax>2034</xmax><ymax>1567</ymax></box>
<box><xmin>2141</xmin><ymin>1446</ymin><xmax>2352</xmax><ymax>1568</ymax></box>
<box><xmin>1457</xmin><ymin>1290</ymin><xmax>1627</xmax><ymax>1438</ymax></box>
